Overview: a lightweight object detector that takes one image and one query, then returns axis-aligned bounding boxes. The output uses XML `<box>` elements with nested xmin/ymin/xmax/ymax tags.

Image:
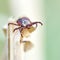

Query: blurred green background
<box><xmin>0</xmin><ymin>0</ymin><xmax>60</xmax><ymax>60</ymax></box>
<box><xmin>45</xmin><ymin>0</ymin><xmax>60</xmax><ymax>60</ymax></box>
<box><xmin>0</xmin><ymin>0</ymin><xmax>10</xmax><ymax>56</ymax></box>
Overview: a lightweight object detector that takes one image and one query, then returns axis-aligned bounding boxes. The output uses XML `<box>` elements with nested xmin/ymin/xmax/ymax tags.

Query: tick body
<box><xmin>16</xmin><ymin>17</ymin><xmax>31</xmax><ymax>26</ymax></box>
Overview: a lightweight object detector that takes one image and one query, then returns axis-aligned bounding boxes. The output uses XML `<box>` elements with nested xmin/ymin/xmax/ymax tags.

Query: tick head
<box><xmin>17</xmin><ymin>17</ymin><xmax>31</xmax><ymax>26</ymax></box>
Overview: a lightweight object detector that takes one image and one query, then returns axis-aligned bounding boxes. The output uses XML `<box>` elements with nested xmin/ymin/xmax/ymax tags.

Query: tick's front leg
<box><xmin>13</xmin><ymin>27</ymin><xmax>21</xmax><ymax>32</ymax></box>
<box><xmin>8</xmin><ymin>23</ymin><xmax>18</xmax><ymax>26</ymax></box>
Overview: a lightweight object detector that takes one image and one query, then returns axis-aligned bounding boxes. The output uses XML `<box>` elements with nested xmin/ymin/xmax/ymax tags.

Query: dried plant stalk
<box><xmin>8</xmin><ymin>24</ymin><xmax>10</xmax><ymax>60</ymax></box>
<box><xmin>8</xmin><ymin>23</ymin><xmax>14</xmax><ymax>60</ymax></box>
<box><xmin>24</xmin><ymin>41</ymin><xmax>34</xmax><ymax>52</ymax></box>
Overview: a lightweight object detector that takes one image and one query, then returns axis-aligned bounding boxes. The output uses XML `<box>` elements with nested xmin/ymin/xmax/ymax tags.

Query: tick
<box><xmin>8</xmin><ymin>17</ymin><xmax>43</xmax><ymax>32</ymax></box>
<box><xmin>8</xmin><ymin>17</ymin><xmax>43</xmax><ymax>43</ymax></box>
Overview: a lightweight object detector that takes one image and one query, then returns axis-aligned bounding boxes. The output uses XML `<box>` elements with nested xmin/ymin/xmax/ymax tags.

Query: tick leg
<box><xmin>13</xmin><ymin>26</ymin><xmax>24</xmax><ymax>32</ymax></box>
<box><xmin>26</xmin><ymin>22</ymin><xmax>43</xmax><ymax>28</ymax></box>
<box><xmin>20</xmin><ymin>34</ymin><xmax>23</xmax><ymax>43</ymax></box>
<box><xmin>19</xmin><ymin>27</ymin><xmax>27</xmax><ymax>43</ymax></box>
<box><xmin>31</xmin><ymin>22</ymin><xmax>43</xmax><ymax>28</ymax></box>
<box><xmin>13</xmin><ymin>27</ymin><xmax>21</xmax><ymax>32</ymax></box>
<box><xmin>13</xmin><ymin>27</ymin><xmax>24</xmax><ymax>43</ymax></box>
<box><xmin>26</xmin><ymin>22</ymin><xmax>37</xmax><ymax>28</ymax></box>
<box><xmin>30</xmin><ymin>22</ymin><xmax>43</xmax><ymax>26</ymax></box>
<box><xmin>8</xmin><ymin>23</ymin><xmax>18</xmax><ymax>26</ymax></box>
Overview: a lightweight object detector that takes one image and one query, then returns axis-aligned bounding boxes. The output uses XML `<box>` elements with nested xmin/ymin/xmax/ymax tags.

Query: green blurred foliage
<box><xmin>45</xmin><ymin>0</ymin><xmax>60</xmax><ymax>60</ymax></box>
<box><xmin>0</xmin><ymin>40</ymin><xmax>5</xmax><ymax>56</ymax></box>
<box><xmin>0</xmin><ymin>0</ymin><xmax>10</xmax><ymax>56</ymax></box>
<box><xmin>0</xmin><ymin>0</ymin><xmax>9</xmax><ymax>14</ymax></box>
